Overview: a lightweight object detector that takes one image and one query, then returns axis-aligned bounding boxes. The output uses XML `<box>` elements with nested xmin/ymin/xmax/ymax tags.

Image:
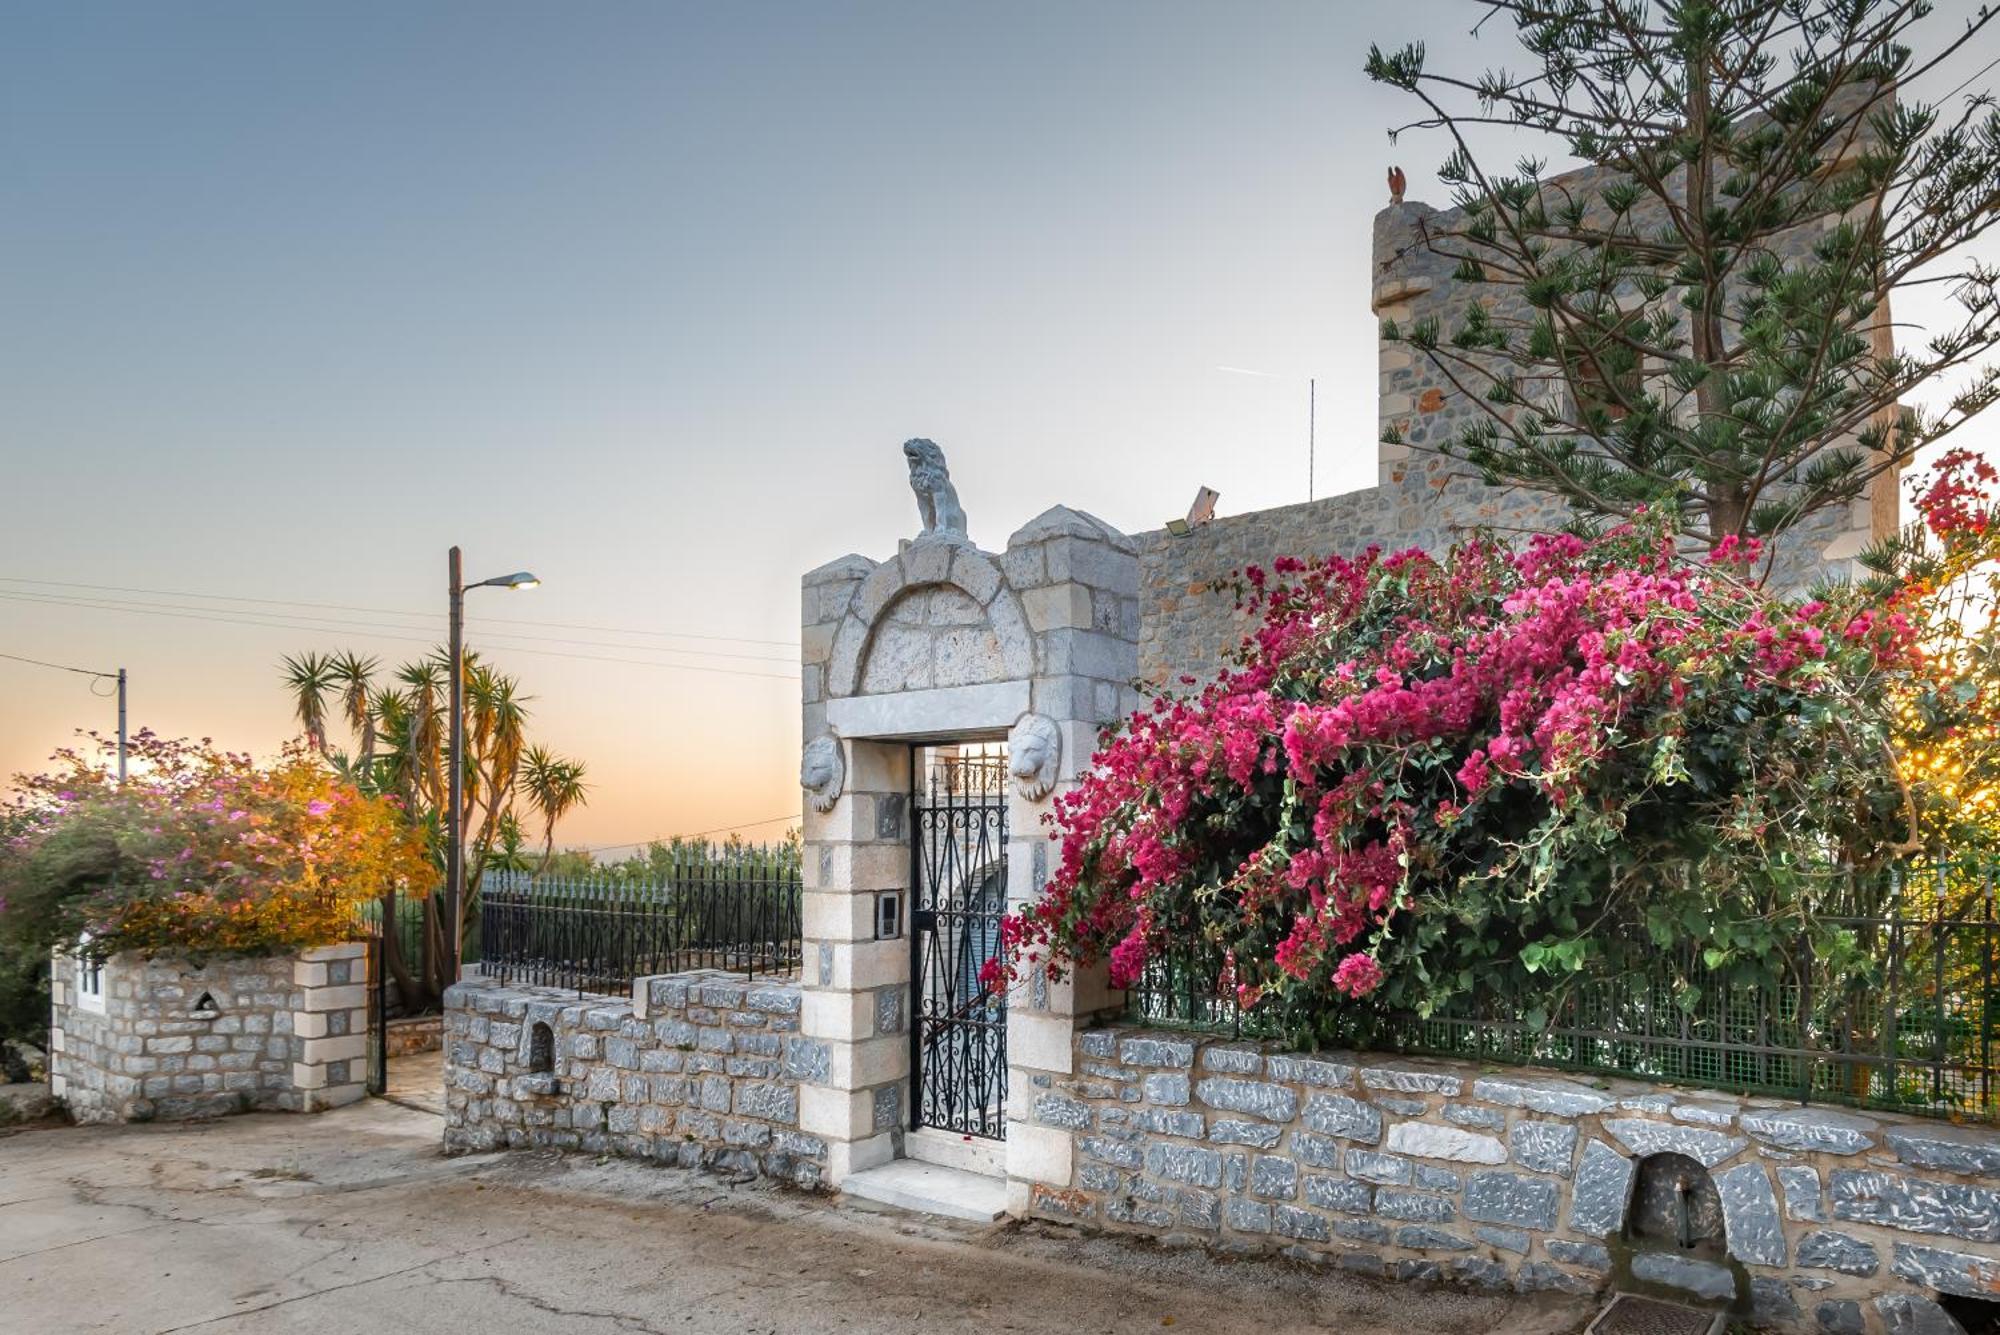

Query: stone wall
<box><xmin>442</xmin><ymin>970</ymin><xmax>824</xmax><ymax>1188</ymax></box>
<box><xmin>48</xmin><ymin>941</ymin><xmax>371</xmax><ymax>1123</ymax></box>
<box><xmin>1025</xmin><ymin>1026</ymin><xmax>2000</xmax><ymax>1334</ymax></box>
<box><xmin>385</xmin><ymin>1014</ymin><xmax>443</xmax><ymax>1059</ymax></box>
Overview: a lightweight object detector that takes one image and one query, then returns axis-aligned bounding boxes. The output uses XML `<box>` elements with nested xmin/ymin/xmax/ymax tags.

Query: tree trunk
<box><xmin>1686</xmin><ymin>45</ymin><xmax>1739</xmax><ymax>547</ymax></box>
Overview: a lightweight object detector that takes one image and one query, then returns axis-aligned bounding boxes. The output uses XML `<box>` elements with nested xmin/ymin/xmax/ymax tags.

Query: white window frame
<box><xmin>74</xmin><ymin>936</ymin><xmax>106</xmax><ymax>1015</ymax></box>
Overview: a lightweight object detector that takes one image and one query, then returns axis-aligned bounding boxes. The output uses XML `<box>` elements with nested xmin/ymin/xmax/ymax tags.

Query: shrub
<box><xmin>0</xmin><ymin>732</ymin><xmax>432</xmax><ymax>964</ymax></box>
<box><xmin>991</xmin><ymin>515</ymin><xmax>1920</xmax><ymax>1042</ymax></box>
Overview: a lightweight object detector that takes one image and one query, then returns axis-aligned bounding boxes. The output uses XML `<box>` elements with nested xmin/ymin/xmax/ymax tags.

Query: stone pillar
<box><xmin>290</xmin><ymin>941</ymin><xmax>370</xmax><ymax>1112</ymax></box>
<box><xmin>996</xmin><ymin>508</ymin><xmax>1139</xmax><ymax>1214</ymax></box>
<box><xmin>797</xmin><ymin>487</ymin><xmax>1139</xmax><ymax>1207</ymax></box>
<box><xmin>797</xmin><ymin>739</ymin><xmax>911</xmax><ymax>1183</ymax></box>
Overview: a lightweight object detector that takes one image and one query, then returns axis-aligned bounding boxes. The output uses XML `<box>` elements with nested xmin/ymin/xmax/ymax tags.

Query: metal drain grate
<box><xmin>1585</xmin><ymin>1294</ymin><xmax>1724</xmax><ymax>1335</ymax></box>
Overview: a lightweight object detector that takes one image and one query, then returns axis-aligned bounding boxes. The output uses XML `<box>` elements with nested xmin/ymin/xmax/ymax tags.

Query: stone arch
<box><xmin>827</xmin><ymin>544</ymin><xmax>1032</xmax><ymax>699</ymax></box>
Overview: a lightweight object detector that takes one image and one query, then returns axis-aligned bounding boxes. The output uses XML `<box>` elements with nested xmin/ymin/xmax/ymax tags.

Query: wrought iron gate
<box><xmin>910</xmin><ymin>752</ymin><xmax>1008</xmax><ymax>1140</ymax></box>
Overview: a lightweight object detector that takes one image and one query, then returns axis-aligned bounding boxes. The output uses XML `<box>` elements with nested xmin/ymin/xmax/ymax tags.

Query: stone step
<box><xmin>840</xmin><ymin>1160</ymin><xmax>1008</xmax><ymax>1223</ymax></box>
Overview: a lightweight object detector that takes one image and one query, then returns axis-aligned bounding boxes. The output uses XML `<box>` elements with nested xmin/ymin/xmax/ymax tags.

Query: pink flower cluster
<box><xmin>989</xmin><ymin>520</ymin><xmax>1891</xmax><ymax>1015</ymax></box>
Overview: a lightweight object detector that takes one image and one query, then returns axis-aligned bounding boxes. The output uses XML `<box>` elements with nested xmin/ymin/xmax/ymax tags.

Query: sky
<box><xmin>3</xmin><ymin>1</ymin><xmax>1996</xmax><ymax>854</ymax></box>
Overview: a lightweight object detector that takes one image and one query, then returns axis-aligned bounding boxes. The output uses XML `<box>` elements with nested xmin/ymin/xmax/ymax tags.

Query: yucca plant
<box><xmin>281</xmin><ymin>647</ymin><xmax>588</xmax><ymax>1011</ymax></box>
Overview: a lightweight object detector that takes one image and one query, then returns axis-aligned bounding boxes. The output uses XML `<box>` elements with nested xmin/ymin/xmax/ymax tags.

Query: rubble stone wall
<box><xmin>1027</xmin><ymin>1027</ymin><xmax>2000</xmax><ymax>1334</ymax></box>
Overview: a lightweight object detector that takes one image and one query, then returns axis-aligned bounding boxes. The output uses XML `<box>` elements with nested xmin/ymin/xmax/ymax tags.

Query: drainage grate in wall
<box><xmin>1584</xmin><ymin>1294</ymin><xmax>1724</xmax><ymax>1335</ymax></box>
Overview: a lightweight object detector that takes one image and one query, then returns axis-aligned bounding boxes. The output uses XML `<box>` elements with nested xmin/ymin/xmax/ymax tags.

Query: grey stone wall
<box><xmin>47</xmin><ymin>942</ymin><xmax>369</xmax><ymax>1122</ymax></box>
<box><xmin>442</xmin><ymin>970</ymin><xmax>824</xmax><ymax>1189</ymax></box>
<box><xmin>1029</xmin><ymin>1027</ymin><xmax>2000</xmax><ymax>1334</ymax></box>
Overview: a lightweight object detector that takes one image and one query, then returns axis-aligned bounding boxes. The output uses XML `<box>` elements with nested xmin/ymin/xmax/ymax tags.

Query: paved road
<box><xmin>0</xmin><ymin>1099</ymin><xmax>1596</xmax><ymax>1334</ymax></box>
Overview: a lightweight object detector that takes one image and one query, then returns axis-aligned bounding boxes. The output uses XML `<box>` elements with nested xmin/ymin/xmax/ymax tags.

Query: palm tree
<box><xmin>280</xmin><ymin>647</ymin><xmax>588</xmax><ymax>1012</ymax></box>
<box><xmin>280</xmin><ymin>652</ymin><xmax>339</xmax><ymax>760</ymax></box>
<box><xmin>520</xmin><ymin>746</ymin><xmax>589</xmax><ymax>871</ymax></box>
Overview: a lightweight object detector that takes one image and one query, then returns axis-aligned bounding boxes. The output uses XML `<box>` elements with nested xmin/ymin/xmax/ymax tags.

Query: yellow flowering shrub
<box><xmin>0</xmin><ymin>733</ymin><xmax>432</xmax><ymax>958</ymax></box>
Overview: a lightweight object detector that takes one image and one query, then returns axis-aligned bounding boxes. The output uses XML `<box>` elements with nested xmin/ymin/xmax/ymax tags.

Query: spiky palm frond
<box><xmin>280</xmin><ymin>651</ymin><xmax>339</xmax><ymax>758</ymax></box>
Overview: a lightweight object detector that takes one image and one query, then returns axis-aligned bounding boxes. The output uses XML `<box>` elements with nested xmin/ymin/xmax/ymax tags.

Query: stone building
<box><xmin>1140</xmin><ymin>176</ymin><xmax>1901</xmax><ymax>688</ymax></box>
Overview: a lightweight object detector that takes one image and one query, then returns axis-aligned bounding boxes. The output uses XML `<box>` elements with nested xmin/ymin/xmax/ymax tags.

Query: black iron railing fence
<box><xmin>1129</xmin><ymin>860</ymin><xmax>2000</xmax><ymax>1123</ymax></box>
<box><xmin>478</xmin><ymin>850</ymin><xmax>803</xmax><ymax>997</ymax></box>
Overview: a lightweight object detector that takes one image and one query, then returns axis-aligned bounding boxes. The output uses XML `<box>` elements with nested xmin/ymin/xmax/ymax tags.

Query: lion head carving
<box><xmin>1008</xmin><ymin>714</ymin><xmax>1062</xmax><ymax>802</ymax></box>
<box><xmin>800</xmin><ymin>735</ymin><xmax>846</xmax><ymax>813</ymax></box>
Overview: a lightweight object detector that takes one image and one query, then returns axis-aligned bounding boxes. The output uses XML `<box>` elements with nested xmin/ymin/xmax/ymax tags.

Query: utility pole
<box><xmin>443</xmin><ymin>549</ymin><xmax>540</xmax><ymax>987</ymax></box>
<box><xmin>1308</xmin><ymin>378</ymin><xmax>1316</xmax><ymax>502</ymax></box>
<box><xmin>117</xmin><ymin>668</ymin><xmax>127</xmax><ymax>783</ymax></box>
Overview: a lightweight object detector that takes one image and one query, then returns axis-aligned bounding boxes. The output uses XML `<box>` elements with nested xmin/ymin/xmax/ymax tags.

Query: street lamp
<box><xmin>445</xmin><ymin>547</ymin><xmax>539</xmax><ymax>984</ymax></box>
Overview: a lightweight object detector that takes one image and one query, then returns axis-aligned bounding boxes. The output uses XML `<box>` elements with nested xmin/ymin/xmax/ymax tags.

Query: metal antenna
<box><xmin>1308</xmin><ymin>377</ymin><xmax>1317</xmax><ymax>501</ymax></box>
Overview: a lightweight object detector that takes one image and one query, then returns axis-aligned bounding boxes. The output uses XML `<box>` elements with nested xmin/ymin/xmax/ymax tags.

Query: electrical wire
<box><xmin>0</xmin><ymin>649</ymin><xmax>117</xmax><ymax>679</ymax></box>
<box><xmin>579</xmin><ymin>812</ymin><xmax>799</xmax><ymax>852</ymax></box>
<box><xmin>0</xmin><ymin>592</ymin><xmax>798</xmax><ymax>681</ymax></box>
<box><xmin>0</xmin><ymin>575</ymin><xmax>797</xmax><ymax>648</ymax></box>
<box><xmin>0</xmin><ymin>587</ymin><xmax>796</xmax><ymax>665</ymax></box>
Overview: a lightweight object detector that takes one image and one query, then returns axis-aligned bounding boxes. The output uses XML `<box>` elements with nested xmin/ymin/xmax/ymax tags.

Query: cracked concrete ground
<box><xmin>0</xmin><ymin>1099</ymin><xmax>1597</xmax><ymax>1334</ymax></box>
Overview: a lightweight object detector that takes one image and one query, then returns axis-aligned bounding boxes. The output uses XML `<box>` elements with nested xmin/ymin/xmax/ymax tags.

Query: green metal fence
<box><xmin>1128</xmin><ymin>861</ymin><xmax>1999</xmax><ymax>1123</ymax></box>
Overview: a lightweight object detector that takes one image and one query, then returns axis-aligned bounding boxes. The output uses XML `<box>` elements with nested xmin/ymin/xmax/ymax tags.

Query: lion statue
<box><xmin>1008</xmin><ymin>713</ymin><xmax>1062</xmax><ymax>802</ymax></box>
<box><xmin>800</xmin><ymin>735</ymin><xmax>846</xmax><ymax>813</ymax></box>
<box><xmin>903</xmin><ymin>438</ymin><xmax>968</xmax><ymax>544</ymax></box>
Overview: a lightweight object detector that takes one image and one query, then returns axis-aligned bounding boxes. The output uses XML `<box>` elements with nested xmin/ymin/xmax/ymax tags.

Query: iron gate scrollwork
<box><xmin>910</xmin><ymin>752</ymin><xmax>1008</xmax><ymax>1140</ymax></box>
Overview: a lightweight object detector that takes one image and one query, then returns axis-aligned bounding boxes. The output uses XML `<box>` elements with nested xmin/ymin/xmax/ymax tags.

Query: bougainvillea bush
<box><xmin>0</xmin><ymin>732</ymin><xmax>431</xmax><ymax>962</ymax></box>
<box><xmin>991</xmin><ymin>514</ymin><xmax>1926</xmax><ymax>1041</ymax></box>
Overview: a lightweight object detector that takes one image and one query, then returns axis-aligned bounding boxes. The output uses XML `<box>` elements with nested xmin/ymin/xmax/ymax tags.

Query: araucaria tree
<box><xmin>1367</xmin><ymin>0</ymin><xmax>2000</xmax><ymax>548</ymax></box>
<box><xmin>281</xmin><ymin>650</ymin><xmax>588</xmax><ymax>1010</ymax></box>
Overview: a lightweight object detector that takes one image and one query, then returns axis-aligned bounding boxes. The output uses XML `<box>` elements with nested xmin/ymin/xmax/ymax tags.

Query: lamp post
<box><xmin>445</xmin><ymin>547</ymin><xmax>539</xmax><ymax>984</ymax></box>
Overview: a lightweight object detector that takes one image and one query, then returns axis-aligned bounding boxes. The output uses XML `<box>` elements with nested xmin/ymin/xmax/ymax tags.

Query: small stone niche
<box><xmin>188</xmin><ymin>991</ymin><xmax>221</xmax><ymax>1022</ymax></box>
<box><xmin>527</xmin><ymin>1022</ymin><xmax>555</xmax><ymax>1074</ymax></box>
<box><xmin>1627</xmin><ymin>1152</ymin><xmax>1726</xmax><ymax>1260</ymax></box>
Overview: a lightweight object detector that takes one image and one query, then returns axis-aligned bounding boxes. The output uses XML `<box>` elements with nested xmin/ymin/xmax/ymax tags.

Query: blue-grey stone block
<box><xmin>1034</xmin><ymin>1093</ymin><xmax>1093</xmax><ymax>1130</ymax></box>
<box><xmin>1208</xmin><ymin>1118</ymin><xmax>1283</xmax><ymax>1149</ymax></box>
<box><xmin>1874</xmin><ymin>1294</ymin><xmax>1971</xmax><ymax>1335</ymax></box>
<box><xmin>1397</xmin><ymin>1225</ymin><xmax>1474</xmax><ymax>1251</ymax></box>
<box><xmin>1304</xmin><ymin>1174</ymin><xmax>1372</xmax><ymax>1215</ymax></box>
<box><xmin>1779</xmin><ymin>1163</ymin><xmax>1824</xmax><ymax>1221</ymax></box>
<box><xmin>1465</xmin><ymin>1171</ymin><xmax>1559</xmax><ymax>1232</ymax></box>
<box><xmin>1832</xmin><ymin>1170</ymin><xmax>2000</xmax><ymax>1243</ymax></box>
<box><xmin>1742</xmin><ymin>1107</ymin><xmax>1877</xmax><ymax>1155</ymax></box>
<box><xmin>1510</xmin><ymin>1121</ymin><xmax>1579</xmax><ymax>1177</ymax></box>
<box><xmin>1474</xmin><ymin>1225</ymin><xmax>1531</xmax><ymax>1254</ymax></box>
<box><xmin>1796</xmin><ymin>1230</ymin><xmax>1879</xmax><ymax>1276</ymax></box>
<box><xmin>1603</xmin><ymin>1118</ymin><xmax>1748</xmax><ymax>1167</ymax></box>
<box><xmin>1886</xmin><ymin>1123</ymin><xmax>2000</xmax><ymax>1181</ymax></box>
<box><xmin>1544</xmin><ymin>1238</ymin><xmax>1610</xmax><ymax>1273</ymax></box>
<box><xmin>1194</xmin><ymin>1077</ymin><xmax>1299</xmax><ymax>1123</ymax></box>
<box><xmin>1716</xmin><ymin>1162</ymin><xmax>1788</xmax><ymax>1266</ymax></box>
<box><xmin>1301</xmin><ymin>1093</ymin><xmax>1382</xmax><ymax>1144</ymax></box>
<box><xmin>1119</xmin><ymin>1037</ymin><xmax>1195</xmax><ymax>1069</ymax></box>
<box><xmin>1629</xmin><ymin>1252</ymin><xmax>1735</xmax><ymax>1301</ymax></box>
<box><xmin>1250</xmin><ymin>1154</ymin><xmax>1298</xmax><ymax>1201</ymax></box>
<box><xmin>1374</xmin><ymin>1189</ymin><xmax>1455</xmax><ymax>1223</ymax></box>
<box><xmin>1568</xmin><ymin>1139</ymin><xmax>1636</xmax><ymax>1238</ymax></box>
<box><xmin>1345</xmin><ymin>1148</ymin><xmax>1412</xmax><ymax>1185</ymax></box>
<box><xmin>1225</xmin><ymin>1197</ymin><xmax>1272</xmax><ymax>1233</ymax></box>
<box><xmin>1144</xmin><ymin>1141</ymin><xmax>1223</xmax><ymax>1188</ymax></box>
<box><xmin>1889</xmin><ymin>1240</ymin><xmax>2000</xmax><ymax>1298</ymax></box>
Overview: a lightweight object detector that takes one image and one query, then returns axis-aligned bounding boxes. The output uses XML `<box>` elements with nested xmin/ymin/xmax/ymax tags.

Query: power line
<box><xmin>0</xmin><ymin>575</ymin><xmax>799</xmax><ymax>649</ymax></box>
<box><xmin>0</xmin><ymin>586</ymin><xmax>796</xmax><ymax>665</ymax></box>
<box><xmin>579</xmin><ymin>812</ymin><xmax>800</xmax><ymax>853</ymax></box>
<box><xmin>0</xmin><ymin>592</ymin><xmax>799</xmax><ymax>681</ymax></box>
<box><xmin>0</xmin><ymin>649</ymin><xmax>117</xmax><ymax>679</ymax></box>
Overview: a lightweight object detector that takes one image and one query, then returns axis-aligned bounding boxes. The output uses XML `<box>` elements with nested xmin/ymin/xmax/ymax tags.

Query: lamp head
<box><xmin>485</xmin><ymin>571</ymin><xmax>540</xmax><ymax>590</ymax></box>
